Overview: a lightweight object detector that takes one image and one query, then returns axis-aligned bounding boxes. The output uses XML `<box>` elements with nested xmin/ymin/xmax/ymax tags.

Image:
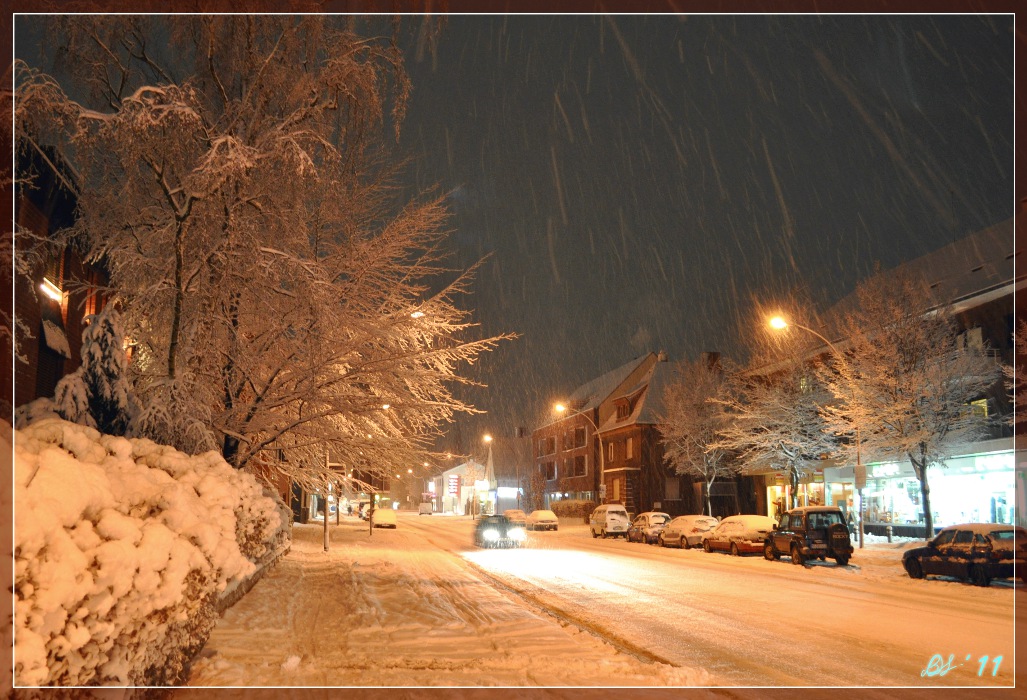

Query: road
<box><xmin>402</xmin><ymin>513</ymin><xmax>1021</xmax><ymax>687</ymax></box>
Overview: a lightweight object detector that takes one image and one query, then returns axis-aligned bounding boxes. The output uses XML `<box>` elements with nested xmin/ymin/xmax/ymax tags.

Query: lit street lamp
<box><xmin>554</xmin><ymin>403</ymin><xmax>606</xmax><ymax>504</ymax></box>
<box><xmin>769</xmin><ymin>315</ymin><xmax>865</xmax><ymax>548</ymax></box>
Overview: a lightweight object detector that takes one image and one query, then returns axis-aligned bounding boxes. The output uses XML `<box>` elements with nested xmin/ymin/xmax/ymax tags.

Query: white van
<box><xmin>589</xmin><ymin>504</ymin><xmax>630</xmax><ymax>538</ymax></box>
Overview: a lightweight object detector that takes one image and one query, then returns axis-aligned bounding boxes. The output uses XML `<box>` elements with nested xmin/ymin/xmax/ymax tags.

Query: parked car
<box><xmin>525</xmin><ymin>509</ymin><xmax>559</xmax><ymax>531</ymax></box>
<box><xmin>589</xmin><ymin>504</ymin><xmax>631</xmax><ymax>539</ymax></box>
<box><xmin>764</xmin><ymin>506</ymin><xmax>853</xmax><ymax>566</ymax></box>
<box><xmin>902</xmin><ymin>523</ymin><xmax>1027</xmax><ymax>587</ymax></box>
<box><xmin>371</xmin><ymin>508</ymin><xmax>397</xmax><ymax>529</ymax></box>
<box><xmin>659</xmin><ymin>515</ymin><xmax>720</xmax><ymax>548</ymax></box>
<box><xmin>702</xmin><ymin>515</ymin><xmax>778</xmax><ymax>555</ymax></box>
<box><xmin>503</xmin><ymin>509</ymin><xmax>528</xmax><ymax>527</ymax></box>
<box><xmin>474</xmin><ymin>515</ymin><xmax>526</xmax><ymax>548</ymax></box>
<box><xmin>626</xmin><ymin>512</ymin><xmax>672</xmax><ymax>544</ymax></box>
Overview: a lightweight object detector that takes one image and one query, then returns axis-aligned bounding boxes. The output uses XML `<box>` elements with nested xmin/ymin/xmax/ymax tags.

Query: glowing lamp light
<box><xmin>769</xmin><ymin>316</ymin><xmax>789</xmax><ymax>330</ymax></box>
<box><xmin>554</xmin><ymin>403</ymin><xmax>567</xmax><ymax>413</ymax></box>
<box><xmin>411</xmin><ymin>310</ymin><xmax>425</xmax><ymax>318</ymax></box>
<box><xmin>40</xmin><ymin>278</ymin><xmax>63</xmax><ymax>302</ymax></box>
<box><xmin>382</xmin><ymin>404</ymin><xmax>390</xmax><ymax>410</ymax></box>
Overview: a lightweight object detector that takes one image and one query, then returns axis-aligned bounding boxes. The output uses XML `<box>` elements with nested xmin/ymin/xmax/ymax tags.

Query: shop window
<box><xmin>969</xmin><ymin>398</ymin><xmax>988</xmax><ymax>418</ymax></box>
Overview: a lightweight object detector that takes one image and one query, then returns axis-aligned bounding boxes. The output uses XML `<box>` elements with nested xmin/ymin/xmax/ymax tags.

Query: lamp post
<box><xmin>554</xmin><ymin>403</ymin><xmax>606</xmax><ymax>504</ymax></box>
<box><xmin>769</xmin><ymin>315</ymin><xmax>865</xmax><ymax>549</ymax></box>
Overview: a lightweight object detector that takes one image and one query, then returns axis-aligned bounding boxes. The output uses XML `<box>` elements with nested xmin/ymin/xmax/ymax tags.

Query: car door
<box><xmin>944</xmin><ymin>530</ymin><xmax>976</xmax><ymax>579</ymax></box>
<box><xmin>921</xmin><ymin>529</ymin><xmax>956</xmax><ymax>576</ymax></box>
<box><xmin>772</xmin><ymin>513</ymin><xmax>797</xmax><ymax>553</ymax></box>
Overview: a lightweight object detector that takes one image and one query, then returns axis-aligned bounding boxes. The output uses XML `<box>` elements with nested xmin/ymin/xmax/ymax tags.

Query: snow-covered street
<box><xmin>187</xmin><ymin>513</ymin><xmax>1023</xmax><ymax>689</ymax></box>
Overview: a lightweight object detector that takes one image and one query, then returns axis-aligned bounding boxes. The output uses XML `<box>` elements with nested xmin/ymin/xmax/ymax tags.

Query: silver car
<box><xmin>659</xmin><ymin>515</ymin><xmax>720</xmax><ymax>548</ymax></box>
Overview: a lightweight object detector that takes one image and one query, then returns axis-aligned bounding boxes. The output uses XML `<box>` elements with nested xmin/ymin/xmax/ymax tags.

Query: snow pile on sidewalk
<box><xmin>13</xmin><ymin>417</ymin><xmax>290</xmax><ymax>687</ymax></box>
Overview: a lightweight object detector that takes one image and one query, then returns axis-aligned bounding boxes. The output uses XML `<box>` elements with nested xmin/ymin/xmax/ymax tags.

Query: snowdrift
<box><xmin>13</xmin><ymin>418</ymin><xmax>291</xmax><ymax>687</ymax></box>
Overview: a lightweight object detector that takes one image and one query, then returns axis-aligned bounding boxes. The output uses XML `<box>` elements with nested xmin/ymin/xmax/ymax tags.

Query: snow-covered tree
<box><xmin>1004</xmin><ymin>318</ymin><xmax>1026</xmax><ymax>425</ymax></box>
<box><xmin>822</xmin><ymin>270</ymin><xmax>1003</xmax><ymax>539</ymax></box>
<box><xmin>713</xmin><ymin>358</ymin><xmax>836</xmax><ymax>510</ymax></box>
<box><xmin>659</xmin><ymin>355</ymin><xmax>736</xmax><ymax>516</ymax></box>
<box><xmin>16</xmin><ymin>16</ymin><xmax>509</xmax><ymax>487</ymax></box>
<box><xmin>53</xmin><ymin>306</ymin><xmax>136</xmax><ymax>434</ymax></box>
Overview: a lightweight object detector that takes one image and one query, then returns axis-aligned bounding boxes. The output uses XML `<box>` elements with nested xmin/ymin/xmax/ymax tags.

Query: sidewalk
<box><xmin>185</xmin><ymin>519</ymin><xmax>709</xmax><ymax>687</ymax></box>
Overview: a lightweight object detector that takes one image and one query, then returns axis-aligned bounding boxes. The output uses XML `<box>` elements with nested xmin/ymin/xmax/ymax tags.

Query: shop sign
<box><xmin>871</xmin><ymin>462</ymin><xmax>900</xmax><ymax>478</ymax></box>
<box><xmin>447</xmin><ymin>474</ymin><xmax>460</xmax><ymax>495</ymax></box>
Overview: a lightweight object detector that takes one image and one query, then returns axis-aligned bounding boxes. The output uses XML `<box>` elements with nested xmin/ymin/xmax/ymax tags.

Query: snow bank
<box><xmin>13</xmin><ymin>418</ymin><xmax>290</xmax><ymax>687</ymax></box>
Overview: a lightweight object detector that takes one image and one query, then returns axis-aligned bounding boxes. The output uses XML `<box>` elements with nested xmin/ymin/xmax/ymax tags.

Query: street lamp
<box><xmin>554</xmin><ymin>402</ymin><xmax>606</xmax><ymax>504</ymax></box>
<box><xmin>769</xmin><ymin>315</ymin><xmax>865</xmax><ymax>549</ymax></box>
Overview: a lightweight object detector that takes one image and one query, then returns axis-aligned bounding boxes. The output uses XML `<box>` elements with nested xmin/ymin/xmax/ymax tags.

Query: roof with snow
<box><xmin>594</xmin><ymin>358</ymin><xmax>676</xmax><ymax>432</ymax></box>
<box><xmin>820</xmin><ymin>218</ymin><xmax>1016</xmax><ymax>338</ymax></box>
<box><xmin>565</xmin><ymin>353</ymin><xmax>654</xmax><ymax>412</ymax></box>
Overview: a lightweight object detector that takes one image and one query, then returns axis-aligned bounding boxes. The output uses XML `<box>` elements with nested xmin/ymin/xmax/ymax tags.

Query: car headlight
<box><xmin>483</xmin><ymin>529</ymin><xmax>500</xmax><ymax>541</ymax></box>
<box><xmin>509</xmin><ymin>527</ymin><xmax>526</xmax><ymax>541</ymax></box>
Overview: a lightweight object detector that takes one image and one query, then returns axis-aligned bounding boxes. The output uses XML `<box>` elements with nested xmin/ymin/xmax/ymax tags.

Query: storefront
<box><xmin>822</xmin><ymin>439</ymin><xmax>1015</xmax><ymax>535</ymax></box>
<box><xmin>764</xmin><ymin>469</ymin><xmax>827</xmax><ymax>521</ymax></box>
<box><xmin>863</xmin><ymin>446</ymin><xmax>1014</xmax><ymax>529</ymax></box>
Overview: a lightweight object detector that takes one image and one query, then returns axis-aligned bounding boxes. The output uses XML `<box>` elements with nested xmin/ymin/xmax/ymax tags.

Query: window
<box><xmin>626</xmin><ymin>437</ymin><xmax>634</xmax><ymax>460</ymax></box>
<box><xmin>617</xmin><ymin>402</ymin><xmax>630</xmax><ymax>420</ymax></box>
<box><xmin>664</xmin><ymin>477</ymin><xmax>680</xmax><ymax>501</ymax></box>
<box><xmin>607</xmin><ymin>442</ymin><xmax>614</xmax><ymax>462</ymax></box>
<box><xmin>613</xmin><ymin>478</ymin><xmax>621</xmax><ymax>501</ymax></box>
<box><xmin>933</xmin><ymin>529</ymin><xmax>957</xmax><ymax>547</ymax></box>
<box><xmin>953</xmin><ymin>530</ymin><xmax>974</xmax><ymax>545</ymax></box>
<box><xmin>574</xmin><ymin>426</ymin><xmax>586</xmax><ymax>448</ymax></box>
<box><xmin>539</xmin><ymin>436</ymin><xmax>556</xmax><ymax>455</ymax></box>
<box><xmin>573</xmin><ymin>455</ymin><xmax>586</xmax><ymax>477</ymax></box>
<box><xmin>969</xmin><ymin>398</ymin><xmax>989</xmax><ymax>418</ymax></box>
<box><xmin>545</xmin><ymin>461</ymin><xmax>556</xmax><ymax>480</ymax></box>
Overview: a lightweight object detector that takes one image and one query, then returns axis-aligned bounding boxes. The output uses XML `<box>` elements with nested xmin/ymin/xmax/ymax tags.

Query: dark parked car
<box><xmin>902</xmin><ymin>523</ymin><xmax>1027</xmax><ymax>587</ymax></box>
<box><xmin>764</xmin><ymin>506</ymin><xmax>853</xmax><ymax>566</ymax></box>
<box><xmin>473</xmin><ymin>515</ymin><xmax>526</xmax><ymax>548</ymax></box>
<box><xmin>626</xmin><ymin>512</ymin><xmax>671</xmax><ymax>544</ymax></box>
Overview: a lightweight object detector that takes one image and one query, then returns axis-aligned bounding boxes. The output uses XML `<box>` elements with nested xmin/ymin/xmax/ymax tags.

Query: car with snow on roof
<box><xmin>525</xmin><ymin>509</ymin><xmax>559</xmax><ymax>531</ymax></box>
<box><xmin>902</xmin><ymin>523</ymin><xmax>1026</xmax><ymax>587</ymax></box>
<box><xmin>764</xmin><ymin>506</ymin><xmax>853</xmax><ymax>566</ymax></box>
<box><xmin>626</xmin><ymin>511</ymin><xmax>671</xmax><ymax>544</ymax></box>
<box><xmin>702</xmin><ymin>514</ymin><xmax>778</xmax><ymax>556</ymax></box>
<box><xmin>658</xmin><ymin>514</ymin><xmax>720</xmax><ymax>548</ymax></box>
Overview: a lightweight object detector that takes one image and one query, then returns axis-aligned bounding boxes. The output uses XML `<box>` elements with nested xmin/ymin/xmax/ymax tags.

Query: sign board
<box><xmin>855</xmin><ymin>463</ymin><xmax>867</xmax><ymax>490</ymax></box>
<box><xmin>447</xmin><ymin>475</ymin><xmax>460</xmax><ymax>495</ymax></box>
<box><xmin>599</xmin><ymin>483</ymin><xmax>607</xmax><ymax>497</ymax></box>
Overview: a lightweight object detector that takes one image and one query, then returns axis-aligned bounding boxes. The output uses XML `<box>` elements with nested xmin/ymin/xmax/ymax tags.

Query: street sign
<box><xmin>599</xmin><ymin>483</ymin><xmax>606</xmax><ymax>497</ymax></box>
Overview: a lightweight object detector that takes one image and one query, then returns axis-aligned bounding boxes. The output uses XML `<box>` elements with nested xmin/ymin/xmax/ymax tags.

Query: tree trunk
<box><xmin>910</xmin><ymin>449</ymin><xmax>933</xmax><ymax>540</ymax></box>
<box><xmin>789</xmin><ymin>467</ymin><xmax>799</xmax><ymax>508</ymax></box>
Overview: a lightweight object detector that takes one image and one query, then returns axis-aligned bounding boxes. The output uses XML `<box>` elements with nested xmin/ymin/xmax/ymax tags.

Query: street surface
<box><xmin>186</xmin><ymin>512</ymin><xmax>1024</xmax><ymax>691</ymax></box>
<box><xmin>405</xmin><ymin>513</ymin><xmax>1020</xmax><ymax>686</ymax></box>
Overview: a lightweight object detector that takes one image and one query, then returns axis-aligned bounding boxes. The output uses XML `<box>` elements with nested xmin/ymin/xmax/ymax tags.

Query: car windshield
<box><xmin>652</xmin><ymin>514</ymin><xmax>670</xmax><ymax>524</ymax></box>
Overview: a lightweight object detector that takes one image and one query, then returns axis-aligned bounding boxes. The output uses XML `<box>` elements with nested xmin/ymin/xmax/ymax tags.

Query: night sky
<box><xmin>390</xmin><ymin>14</ymin><xmax>1014</xmax><ymax>450</ymax></box>
<box><xmin>13</xmin><ymin>11</ymin><xmax>1015</xmax><ymax>457</ymax></box>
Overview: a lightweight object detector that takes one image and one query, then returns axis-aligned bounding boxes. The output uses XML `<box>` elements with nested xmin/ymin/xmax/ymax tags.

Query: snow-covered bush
<box><xmin>14</xmin><ymin>417</ymin><xmax>290</xmax><ymax>687</ymax></box>
<box><xmin>550</xmin><ymin>499</ymin><xmax>596</xmax><ymax>519</ymax></box>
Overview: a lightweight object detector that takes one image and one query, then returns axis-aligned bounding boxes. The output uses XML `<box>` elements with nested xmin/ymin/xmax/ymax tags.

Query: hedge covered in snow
<box><xmin>13</xmin><ymin>417</ymin><xmax>291</xmax><ymax>687</ymax></box>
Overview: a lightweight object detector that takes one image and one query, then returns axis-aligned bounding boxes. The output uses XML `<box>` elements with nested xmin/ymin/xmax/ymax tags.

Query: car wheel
<box><xmin>730</xmin><ymin>542</ymin><xmax>740</xmax><ymax>556</ymax></box>
<box><xmin>592</xmin><ymin>528</ymin><xmax>599</xmax><ymax>539</ymax></box>
<box><xmin>790</xmin><ymin>544</ymin><xmax>805</xmax><ymax>565</ymax></box>
<box><xmin>903</xmin><ymin>558</ymin><xmax>924</xmax><ymax>579</ymax></box>
<box><xmin>601</xmin><ymin>529</ymin><xmax>608</xmax><ymax>539</ymax></box>
<box><xmin>835</xmin><ymin>554</ymin><xmax>850</xmax><ymax>566</ymax></box>
<box><xmin>680</xmin><ymin>536</ymin><xmax>689</xmax><ymax>549</ymax></box>
<box><xmin>970</xmin><ymin>565</ymin><xmax>990</xmax><ymax>587</ymax></box>
<box><xmin>764</xmin><ymin>542</ymin><xmax>777</xmax><ymax>561</ymax></box>
<box><xmin>657</xmin><ymin>534</ymin><xmax>665</xmax><ymax>547</ymax></box>
<box><xmin>703</xmin><ymin>539</ymin><xmax>712</xmax><ymax>553</ymax></box>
